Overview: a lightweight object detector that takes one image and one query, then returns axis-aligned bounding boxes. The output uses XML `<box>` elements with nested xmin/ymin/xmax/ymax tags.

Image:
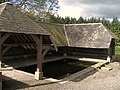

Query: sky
<box><xmin>58</xmin><ymin>0</ymin><xmax>120</xmax><ymax>19</ymax></box>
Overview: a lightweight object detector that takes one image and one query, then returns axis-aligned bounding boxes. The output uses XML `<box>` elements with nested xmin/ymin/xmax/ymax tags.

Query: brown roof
<box><xmin>0</xmin><ymin>3</ymin><xmax>116</xmax><ymax>49</ymax></box>
<box><xmin>40</xmin><ymin>23</ymin><xmax>68</xmax><ymax>46</ymax></box>
<box><xmin>0</xmin><ymin>3</ymin><xmax>58</xmax><ymax>51</ymax></box>
<box><xmin>65</xmin><ymin>23</ymin><xmax>117</xmax><ymax>48</ymax></box>
<box><xmin>40</xmin><ymin>23</ymin><xmax>117</xmax><ymax>48</ymax></box>
<box><xmin>0</xmin><ymin>3</ymin><xmax>49</xmax><ymax>35</ymax></box>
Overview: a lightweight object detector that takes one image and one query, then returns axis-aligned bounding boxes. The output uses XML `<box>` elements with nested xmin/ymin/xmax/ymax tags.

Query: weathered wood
<box><xmin>36</xmin><ymin>35</ymin><xmax>43</xmax><ymax>72</ymax></box>
<box><xmin>2</xmin><ymin>44</ymin><xmax>19</xmax><ymax>47</ymax></box>
<box><xmin>1</xmin><ymin>33</ymin><xmax>11</xmax><ymax>44</ymax></box>
<box><xmin>42</xmin><ymin>46</ymin><xmax>51</xmax><ymax>57</ymax></box>
<box><xmin>107</xmin><ymin>47</ymin><xmax>111</xmax><ymax>62</ymax></box>
<box><xmin>49</xmin><ymin>36</ymin><xmax>58</xmax><ymax>51</ymax></box>
<box><xmin>0</xmin><ymin>67</ymin><xmax>13</xmax><ymax>71</ymax></box>
<box><xmin>24</xmin><ymin>34</ymin><xmax>31</xmax><ymax>42</ymax></box>
<box><xmin>101</xmin><ymin>67</ymin><xmax>113</xmax><ymax>71</ymax></box>
<box><xmin>15</xmin><ymin>34</ymin><xmax>23</xmax><ymax>43</ymax></box>
<box><xmin>28</xmin><ymin>35</ymin><xmax>35</xmax><ymax>42</ymax></box>
<box><xmin>34</xmin><ymin>35</ymin><xmax>44</xmax><ymax>80</ymax></box>
<box><xmin>2</xmin><ymin>46</ymin><xmax>12</xmax><ymax>55</ymax></box>
<box><xmin>0</xmin><ymin>33</ymin><xmax>2</xmax><ymax>68</ymax></box>
<box><xmin>62</xmin><ymin>61</ymin><xmax>108</xmax><ymax>82</ymax></box>
<box><xmin>4</xmin><ymin>56</ymin><xmax>108</xmax><ymax>68</ymax></box>
<box><xmin>67</xmin><ymin>56</ymin><xmax>107</xmax><ymax>62</ymax></box>
<box><xmin>44</xmin><ymin>56</ymin><xmax>65</xmax><ymax>63</ymax></box>
<box><xmin>19</xmin><ymin>34</ymin><xmax>26</xmax><ymax>42</ymax></box>
<box><xmin>64</xmin><ymin>25</ymin><xmax>70</xmax><ymax>46</ymax></box>
<box><xmin>31</xmin><ymin>35</ymin><xmax>40</xmax><ymax>45</ymax></box>
<box><xmin>3</xmin><ymin>43</ymin><xmax>52</xmax><ymax>47</ymax></box>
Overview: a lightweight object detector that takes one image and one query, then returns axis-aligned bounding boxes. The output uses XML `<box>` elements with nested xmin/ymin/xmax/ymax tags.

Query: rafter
<box><xmin>1</xmin><ymin>33</ymin><xmax>11</xmax><ymax>44</ymax></box>
<box><xmin>30</xmin><ymin>35</ymin><xmax>40</xmax><ymax>45</ymax></box>
<box><xmin>2</xmin><ymin>46</ymin><xmax>12</xmax><ymax>55</ymax></box>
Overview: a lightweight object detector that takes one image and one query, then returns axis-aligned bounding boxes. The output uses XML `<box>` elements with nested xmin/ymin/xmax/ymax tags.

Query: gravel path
<box><xmin>2</xmin><ymin>61</ymin><xmax>120</xmax><ymax>90</ymax></box>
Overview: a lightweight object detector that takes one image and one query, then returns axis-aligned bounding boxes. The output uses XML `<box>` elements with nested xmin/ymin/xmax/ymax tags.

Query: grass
<box><xmin>115</xmin><ymin>46</ymin><xmax>120</xmax><ymax>56</ymax></box>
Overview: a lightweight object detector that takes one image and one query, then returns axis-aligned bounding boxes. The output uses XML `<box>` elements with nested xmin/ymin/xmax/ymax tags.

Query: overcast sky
<box><xmin>58</xmin><ymin>0</ymin><xmax>120</xmax><ymax>19</ymax></box>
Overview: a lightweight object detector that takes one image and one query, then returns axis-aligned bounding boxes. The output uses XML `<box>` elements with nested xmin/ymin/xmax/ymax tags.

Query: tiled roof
<box><xmin>0</xmin><ymin>3</ymin><xmax>49</xmax><ymax>35</ymax></box>
<box><xmin>40</xmin><ymin>23</ymin><xmax>117</xmax><ymax>48</ymax></box>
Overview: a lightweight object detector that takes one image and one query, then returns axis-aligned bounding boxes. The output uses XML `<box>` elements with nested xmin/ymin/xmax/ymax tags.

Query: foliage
<box><xmin>115</xmin><ymin>46</ymin><xmax>120</xmax><ymax>55</ymax></box>
<box><xmin>0</xmin><ymin>0</ymin><xmax>9</xmax><ymax>3</ymax></box>
<box><xmin>0</xmin><ymin>0</ymin><xmax>59</xmax><ymax>22</ymax></box>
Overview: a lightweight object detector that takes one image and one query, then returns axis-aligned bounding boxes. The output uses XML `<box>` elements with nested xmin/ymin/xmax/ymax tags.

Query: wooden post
<box><xmin>31</xmin><ymin>35</ymin><xmax>53</xmax><ymax>80</ymax></box>
<box><xmin>0</xmin><ymin>33</ymin><xmax>2</xmax><ymax>68</ymax></box>
<box><xmin>0</xmin><ymin>33</ymin><xmax>11</xmax><ymax>68</ymax></box>
<box><xmin>107</xmin><ymin>48</ymin><xmax>111</xmax><ymax>62</ymax></box>
<box><xmin>34</xmin><ymin>35</ymin><xmax>43</xmax><ymax>80</ymax></box>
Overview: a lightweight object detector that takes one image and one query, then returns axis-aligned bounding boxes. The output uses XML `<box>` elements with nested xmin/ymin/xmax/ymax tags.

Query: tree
<box><xmin>0</xmin><ymin>0</ymin><xmax>9</xmax><ymax>3</ymax></box>
<box><xmin>0</xmin><ymin>0</ymin><xmax>59</xmax><ymax>22</ymax></box>
<box><xmin>77</xmin><ymin>17</ymin><xmax>85</xmax><ymax>23</ymax></box>
<box><xmin>111</xmin><ymin>18</ymin><xmax>120</xmax><ymax>45</ymax></box>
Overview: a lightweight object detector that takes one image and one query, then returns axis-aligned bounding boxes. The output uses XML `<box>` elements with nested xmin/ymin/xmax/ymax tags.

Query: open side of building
<box><xmin>0</xmin><ymin>2</ymin><xmax>118</xmax><ymax>81</ymax></box>
<box><xmin>0</xmin><ymin>2</ymin><xmax>57</xmax><ymax>80</ymax></box>
<box><xmin>40</xmin><ymin>23</ymin><xmax>117</xmax><ymax>61</ymax></box>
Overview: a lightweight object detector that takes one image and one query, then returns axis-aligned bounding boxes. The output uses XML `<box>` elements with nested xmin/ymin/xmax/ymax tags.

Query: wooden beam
<box><xmin>15</xmin><ymin>34</ymin><xmax>23</xmax><ymax>43</ymax></box>
<box><xmin>1</xmin><ymin>33</ymin><xmax>11</xmax><ymax>44</ymax></box>
<box><xmin>24</xmin><ymin>34</ymin><xmax>31</xmax><ymax>42</ymax></box>
<box><xmin>64</xmin><ymin>25</ymin><xmax>70</xmax><ymax>46</ymax></box>
<box><xmin>28</xmin><ymin>34</ymin><xmax>35</xmax><ymax>42</ymax></box>
<box><xmin>19</xmin><ymin>34</ymin><xmax>26</xmax><ymax>42</ymax></box>
<box><xmin>30</xmin><ymin>35</ymin><xmax>40</xmax><ymax>45</ymax></box>
<box><xmin>61</xmin><ymin>62</ymin><xmax>108</xmax><ymax>83</ymax></box>
<box><xmin>2</xmin><ymin>46</ymin><xmax>12</xmax><ymax>55</ymax></box>
<box><xmin>0</xmin><ymin>67</ymin><xmax>13</xmax><ymax>71</ymax></box>
<box><xmin>49</xmin><ymin>36</ymin><xmax>58</xmax><ymax>51</ymax></box>
<box><xmin>2</xmin><ymin>44</ymin><xmax>19</xmax><ymax>47</ymax></box>
<box><xmin>35</xmin><ymin>35</ymin><xmax>43</xmax><ymax>80</ymax></box>
<box><xmin>0</xmin><ymin>33</ymin><xmax>2</xmax><ymax>68</ymax></box>
<box><xmin>107</xmin><ymin>48</ymin><xmax>111</xmax><ymax>62</ymax></box>
<box><xmin>36</xmin><ymin>35</ymin><xmax>43</xmax><ymax>72</ymax></box>
<box><xmin>42</xmin><ymin>46</ymin><xmax>51</xmax><ymax>57</ymax></box>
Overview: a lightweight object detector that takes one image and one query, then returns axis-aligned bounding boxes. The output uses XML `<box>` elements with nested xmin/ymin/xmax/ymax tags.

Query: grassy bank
<box><xmin>115</xmin><ymin>46</ymin><xmax>120</xmax><ymax>56</ymax></box>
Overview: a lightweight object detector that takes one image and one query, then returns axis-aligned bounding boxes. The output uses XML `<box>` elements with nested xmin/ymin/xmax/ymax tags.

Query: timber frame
<box><xmin>0</xmin><ymin>2</ymin><xmax>57</xmax><ymax>80</ymax></box>
<box><xmin>0</xmin><ymin>32</ymin><xmax>55</xmax><ymax>80</ymax></box>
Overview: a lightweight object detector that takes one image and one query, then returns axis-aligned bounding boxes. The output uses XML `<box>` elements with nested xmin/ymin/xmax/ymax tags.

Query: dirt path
<box><xmin>2</xmin><ymin>61</ymin><xmax>120</xmax><ymax>90</ymax></box>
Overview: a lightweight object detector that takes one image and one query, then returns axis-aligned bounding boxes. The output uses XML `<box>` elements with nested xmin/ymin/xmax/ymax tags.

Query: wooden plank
<box><xmin>66</xmin><ymin>56</ymin><xmax>107</xmax><ymax>62</ymax></box>
<box><xmin>44</xmin><ymin>56</ymin><xmax>65</xmax><ymax>63</ymax></box>
<box><xmin>0</xmin><ymin>67</ymin><xmax>13</xmax><ymax>71</ymax></box>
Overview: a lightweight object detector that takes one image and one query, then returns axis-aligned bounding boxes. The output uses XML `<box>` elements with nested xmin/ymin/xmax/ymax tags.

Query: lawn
<box><xmin>115</xmin><ymin>46</ymin><xmax>120</xmax><ymax>56</ymax></box>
